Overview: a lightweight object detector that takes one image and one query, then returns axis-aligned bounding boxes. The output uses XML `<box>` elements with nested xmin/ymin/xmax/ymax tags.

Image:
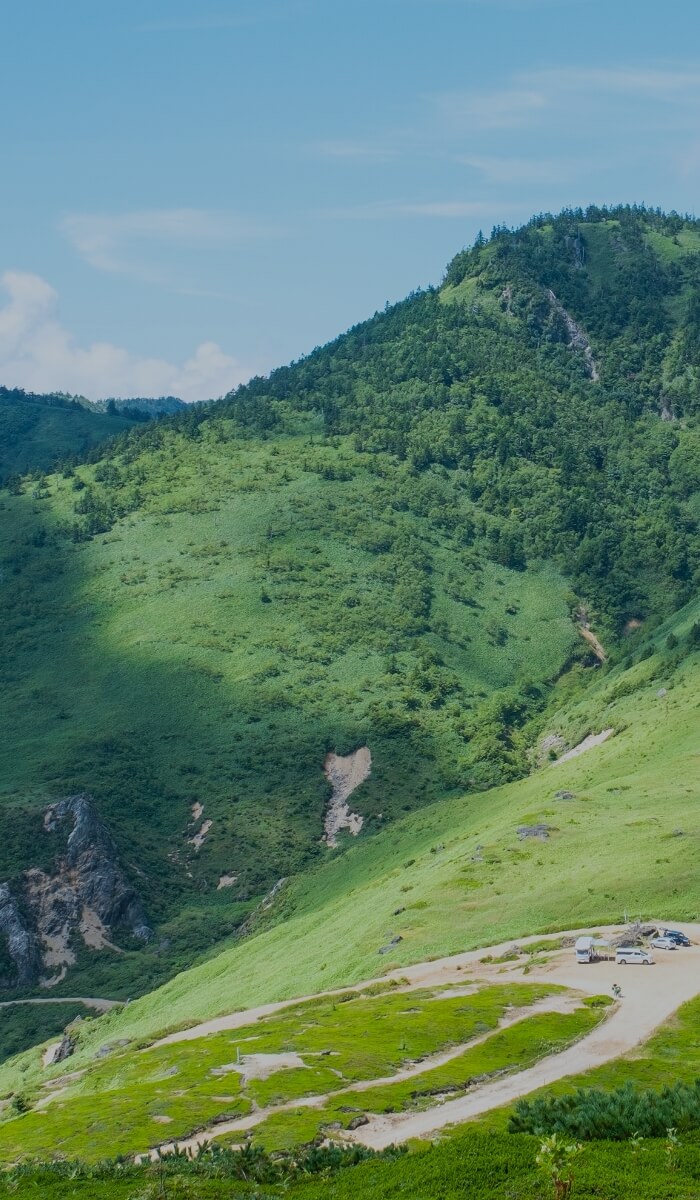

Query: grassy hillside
<box><xmin>1</xmin><ymin>590</ymin><xmax>697</xmax><ymax>1103</ymax></box>
<box><xmin>0</xmin><ymin>429</ymin><xmax>576</xmax><ymax>997</ymax></box>
<box><xmin>2</xmin><ymin>204</ymin><xmax>700</xmax><ymax>1002</ymax></box>
<box><xmin>0</xmin><ymin>981</ymin><xmax>580</xmax><ymax>1161</ymax></box>
<box><xmin>0</xmin><ymin>387</ymin><xmax>141</xmax><ymax>482</ymax></box>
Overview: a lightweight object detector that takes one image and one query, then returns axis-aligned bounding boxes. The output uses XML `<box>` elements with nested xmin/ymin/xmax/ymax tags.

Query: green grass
<box><xmin>0</xmin><ymin>982</ymin><xmax>562</xmax><ymax>1162</ymax></box>
<box><xmin>248</xmin><ymin>1003</ymin><xmax>606</xmax><ymax>1151</ymax></box>
<box><xmin>6</xmin><ymin>1131</ymin><xmax>700</xmax><ymax>1199</ymax></box>
<box><xmin>0</xmin><ymin>427</ymin><xmax>576</xmax><ymax>997</ymax></box>
<box><xmin>0</xmin><ymin>595</ymin><xmax>697</xmax><ymax>1113</ymax></box>
<box><xmin>9</xmin><ymin>595</ymin><xmax>692</xmax><ymax>1070</ymax></box>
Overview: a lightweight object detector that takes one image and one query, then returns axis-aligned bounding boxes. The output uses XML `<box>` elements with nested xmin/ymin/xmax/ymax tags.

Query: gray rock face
<box><xmin>547</xmin><ymin>289</ymin><xmax>599</xmax><ymax>380</ymax></box>
<box><xmin>0</xmin><ymin>794</ymin><xmax>151</xmax><ymax>991</ymax></box>
<box><xmin>49</xmin><ymin>1034</ymin><xmax>75</xmax><ymax>1065</ymax></box>
<box><xmin>45</xmin><ymin>796</ymin><xmax>152</xmax><ymax>941</ymax></box>
<box><xmin>0</xmin><ymin>883</ymin><xmax>41</xmax><ymax>987</ymax></box>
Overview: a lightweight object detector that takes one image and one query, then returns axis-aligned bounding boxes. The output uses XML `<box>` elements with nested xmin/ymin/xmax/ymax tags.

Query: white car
<box><xmin>650</xmin><ymin>936</ymin><xmax>678</xmax><ymax>950</ymax></box>
<box><xmin>616</xmin><ymin>946</ymin><xmax>654</xmax><ymax>965</ymax></box>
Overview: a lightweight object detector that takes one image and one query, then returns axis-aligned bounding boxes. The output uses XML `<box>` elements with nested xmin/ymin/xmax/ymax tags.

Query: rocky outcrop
<box><xmin>0</xmin><ymin>795</ymin><xmax>151</xmax><ymax>991</ymax></box>
<box><xmin>44</xmin><ymin>796</ymin><xmax>151</xmax><ymax>941</ymax></box>
<box><xmin>0</xmin><ymin>884</ymin><xmax>41</xmax><ymax>988</ymax></box>
<box><xmin>322</xmin><ymin>747</ymin><xmax>371</xmax><ymax>847</ymax></box>
<box><xmin>46</xmin><ymin>1034</ymin><xmax>75</xmax><ymax>1065</ymax></box>
<box><xmin>547</xmin><ymin>289</ymin><xmax>599</xmax><ymax>381</ymax></box>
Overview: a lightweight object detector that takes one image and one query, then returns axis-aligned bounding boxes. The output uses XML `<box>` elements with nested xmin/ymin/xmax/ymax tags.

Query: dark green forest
<box><xmin>0</xmin><ymin>387</ymin><xmax>142</xmax><ymax>484</ymax></box>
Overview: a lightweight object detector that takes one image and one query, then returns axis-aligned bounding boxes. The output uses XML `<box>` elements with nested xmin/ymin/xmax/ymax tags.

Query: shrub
<box><xmin>509</xmin><ymin>1080</ymin><xmax>700</xmax><ymax>1140</ymax></box>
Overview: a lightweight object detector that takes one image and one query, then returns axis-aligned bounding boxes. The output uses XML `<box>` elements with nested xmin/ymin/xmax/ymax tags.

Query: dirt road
<box><xmin>153</xmin><ymin>922</ymin><xmax>644</xmax><ymax>1047</ymax></box>
<box><xmin>143</xmin><ymin>994</ymin><xmax>585</xmax><ymax>1160</ymax></box>
<box><xmin>351</xmin><ymin>932</ymin><xmax>700</xmax><ymax>1148</ymax></box>
<box><xmin>147</xmin><ymin>922</ymin><xmax>700</xmax><ymax>1158</ymax></box>
<box><xmin>0</xmin><ymin>997</ymin><xmax>119</xmax><ymax>1014</ymax></box>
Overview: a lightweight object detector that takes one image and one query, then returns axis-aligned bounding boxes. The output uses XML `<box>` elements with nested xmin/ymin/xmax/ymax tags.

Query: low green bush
<box><xmin>509</xmin><ymin>1079</ymin><xmax>700</xmax><ymax>1140</ymax></box>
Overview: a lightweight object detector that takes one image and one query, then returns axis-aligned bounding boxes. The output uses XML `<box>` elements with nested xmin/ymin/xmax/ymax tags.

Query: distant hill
<box><xmin>0</xmin><ymin>388</ymin><xmax>188</xmax><ymax>484</ymax></box>
<box><xmin>92</xmin><ymin>396</ymin><xmax>187</xmax><ymax>417</ymax></box>
<box><xmin>0</xmin><ymin>387</ymin><xmax>140</xmax><ymax>483</ymax></box>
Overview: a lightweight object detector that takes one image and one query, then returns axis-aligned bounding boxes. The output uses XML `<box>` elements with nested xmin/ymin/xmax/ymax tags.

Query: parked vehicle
<box><xmin>650</xmin><ymin>936</ymin><xmax>678</xmax><ymax>950</ymax></box>
<box><xmin>575</xmin><ymin>936</ymin><xmax>595</xmax><ymax>963</ymax></box>
<box><xmin>616</xmin><ymin>946</ymin><xmax>654</xmax><ymax>965</ymax></box>
<box><xmin>575</xmin><ymin>936</ymin><xmax>613</xmax><ymax>963</ymax></box>
<box><xmin>662</xmin><ymin>929</ymin><xmax>691</xmax><ymax>946</ymax></box>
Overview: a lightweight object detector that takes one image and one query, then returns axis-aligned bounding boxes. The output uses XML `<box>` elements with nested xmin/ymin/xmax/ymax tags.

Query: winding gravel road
<box><xmin>145</xmin><ymin>922</ymin><xmax>700</xmax><ymax>1158</ymax></box>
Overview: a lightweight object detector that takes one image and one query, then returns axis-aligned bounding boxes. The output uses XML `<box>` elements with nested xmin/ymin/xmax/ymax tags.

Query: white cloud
<box><xmin>323</xmin><ymin>199</ymin><xmax>518</xmax><ymax>221</ymax></box>
<box><xmin>0</xmin><ymin>270</ymin><xmax>250</xmax><ymax>403</ymax></box>
<box><xmin>458</xmin><ymin>154</ymin><xmax>582</xmax><ymax>185</ymax></box>
<box><xmin>524</xmin><ymin>65</ymin><xmax>700</xmax><ymax>96</ymax></box>
<box><xmin>309</xmin><ymin>139</ymin><xmax>400</xmax><ymax>162</ymax></box>
<box><xmin>430</xmin><ymin>87</ymin><xmax>547</xmax><ymax>131</ymax></box>
<box><xmin>430</xmin><ymin>64</ymin><xmax>700</xmax><ymax>134</ymax></box>
<box><xmin>61</xmin><ymin>208</ymin><xmax>276</xmax><ymax>278</ymax></box>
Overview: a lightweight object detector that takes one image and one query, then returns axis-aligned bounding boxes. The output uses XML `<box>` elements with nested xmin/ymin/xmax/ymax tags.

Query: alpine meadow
<box><xmin>3</xmin><ymin>205</ymin><xmax>700</xmax><ymax>1199</ymax></box>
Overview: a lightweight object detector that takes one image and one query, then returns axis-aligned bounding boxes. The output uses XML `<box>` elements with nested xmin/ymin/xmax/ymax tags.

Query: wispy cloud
<box><xmin>525</xmin><ymin>65</ymin><xmax>700</xmax><ymax>96</ymax></box>
<box><xmin>430</xmin><ymin>64</ymin><xmax>700</xmax><ymax>134</ymax></box>
<box><xmin>431</xmin><ymin>87</ymin><xmax>546</xmax><ymax>132</ymax></box>
<box><xmin>322</xmin><ymin>199</ymin><xmax>517</xmax><ymax>221</ymax></box>
<box><xmin>310</xmin><ymin>139</ymin><xmax>400</xmax><ymax>163</ymax></box>
<box><xmin>61</xmin><ymin>208</ymin><xmax>277</xmax><ymax>279</ymax></box>
<box><xmin>457</xmin><ymin>154</ymin><xmax>582</xmax><ymax>185</ymax></box>
<box><xmin>0</xmin><ymin>271</ymin><xmax>251</xmax><ymax>402</ymax></box>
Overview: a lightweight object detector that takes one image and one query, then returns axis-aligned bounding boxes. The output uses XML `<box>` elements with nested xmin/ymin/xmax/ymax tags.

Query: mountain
<box><xmin>0</xmin><ymin>593</ymin><xmax>698</xmax><ymax>1177</ymax></box>
<box><xmin>1</xmin><ymin>204</ymin><xmax>700</xmax><ymax>1011</ymax></box>
<box><xmin>0</xmin><ymin>388</ymin><xmax>187</xmax><ymax>484</ymax></box>
<box><xmin>92</xmin><ymin>396</ymin><xmax>188</xmax><ymax>417</ymax></box>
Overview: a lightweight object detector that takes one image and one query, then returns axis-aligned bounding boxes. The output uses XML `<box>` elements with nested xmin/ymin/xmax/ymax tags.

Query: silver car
<box><xmin>650</xmin><ymin>936</ymin><xmax>678</xmax><ymax>950</ymax></box>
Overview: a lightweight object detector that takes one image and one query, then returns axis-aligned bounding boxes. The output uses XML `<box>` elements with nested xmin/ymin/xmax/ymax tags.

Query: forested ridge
<box><xmin>223</xmin><ymin>205</ymin><xmax>700</xmax><ymax>623</ymax></box>
<box><xmin>93</xmin><ymin>204</ymin><xmax>700</xmax><ymax>626</ymax></box>
<box><xmin>0</xmin><ymin>387</ymin><xmax>144</xmax><ymax>483</ymax></box>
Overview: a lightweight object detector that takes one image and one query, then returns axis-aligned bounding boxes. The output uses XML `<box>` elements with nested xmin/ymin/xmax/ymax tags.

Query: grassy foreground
<box><xmin>0</xmin><ymin>982</ymin><xmax>567</xmax><ymax>1162</ymax></box>
<box><xmin>4</xmin><ymin>1132</ymin><xmax>700</xmax><ymax>1198</ymax></box>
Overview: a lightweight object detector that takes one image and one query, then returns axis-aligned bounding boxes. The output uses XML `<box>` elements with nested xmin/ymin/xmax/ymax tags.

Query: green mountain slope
<box><xmin>2</xmin><ymin>205</ymin><xmax>700</xmax><ymax>1002</ymax></box>
<box><xmin>0</xmin><ymin>593</ymin><xmax>698</xmax><ymax>1142</ymax></box>
<box><xmin>0</xmin><ymin>388</ymin><xmax>143</xmax><ymax>483</ymax></box>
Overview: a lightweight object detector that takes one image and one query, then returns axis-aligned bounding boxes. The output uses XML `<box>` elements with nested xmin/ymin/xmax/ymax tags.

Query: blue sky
<box><xmin>1</xmin><ymin>0</ymin><xmax>700</xmax><ymax>400</ymax></box>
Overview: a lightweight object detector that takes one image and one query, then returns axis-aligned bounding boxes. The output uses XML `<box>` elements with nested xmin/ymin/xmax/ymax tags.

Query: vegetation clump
<box><xmin>510</xmin><ymin>1080</ymin><xmax>700</xmax><ymax>1140</ymax></box>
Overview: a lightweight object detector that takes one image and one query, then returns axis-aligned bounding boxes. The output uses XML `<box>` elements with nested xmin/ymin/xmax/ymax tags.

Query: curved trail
<box><xmin>0</xmin><ymin>997</ymin><xmax>119</xmax><ymax>1013</ymax></box>
<box><xmin>145</xmin><ymin>922</ymin><xmax>700</xmax><ymax>1159</ymax></box>
<box><xmin>153</xmin><ymin>923</ymin><xmax>629</xmax><ymax>1049</ymax></box>
<box><xmin>351</xmin><ymin>932</ymin><xmax>700</xmax><ymax>1148</ymax></box>
<box><xmin>143</xmin><ymin>994</ymin><xmax>584</xmax><ymax>1160</ymax></box>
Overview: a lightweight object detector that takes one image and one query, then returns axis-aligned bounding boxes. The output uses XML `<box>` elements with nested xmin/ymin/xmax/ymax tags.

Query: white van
<box><xmin>575</xmin><ymin>936</ymin><xmax>595</xmax><ymax>963</ymax></box>
<box><xmin>615</xmin><ymin>946</ymin><xmax>654</xmax><ymax>966</ymax></box>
